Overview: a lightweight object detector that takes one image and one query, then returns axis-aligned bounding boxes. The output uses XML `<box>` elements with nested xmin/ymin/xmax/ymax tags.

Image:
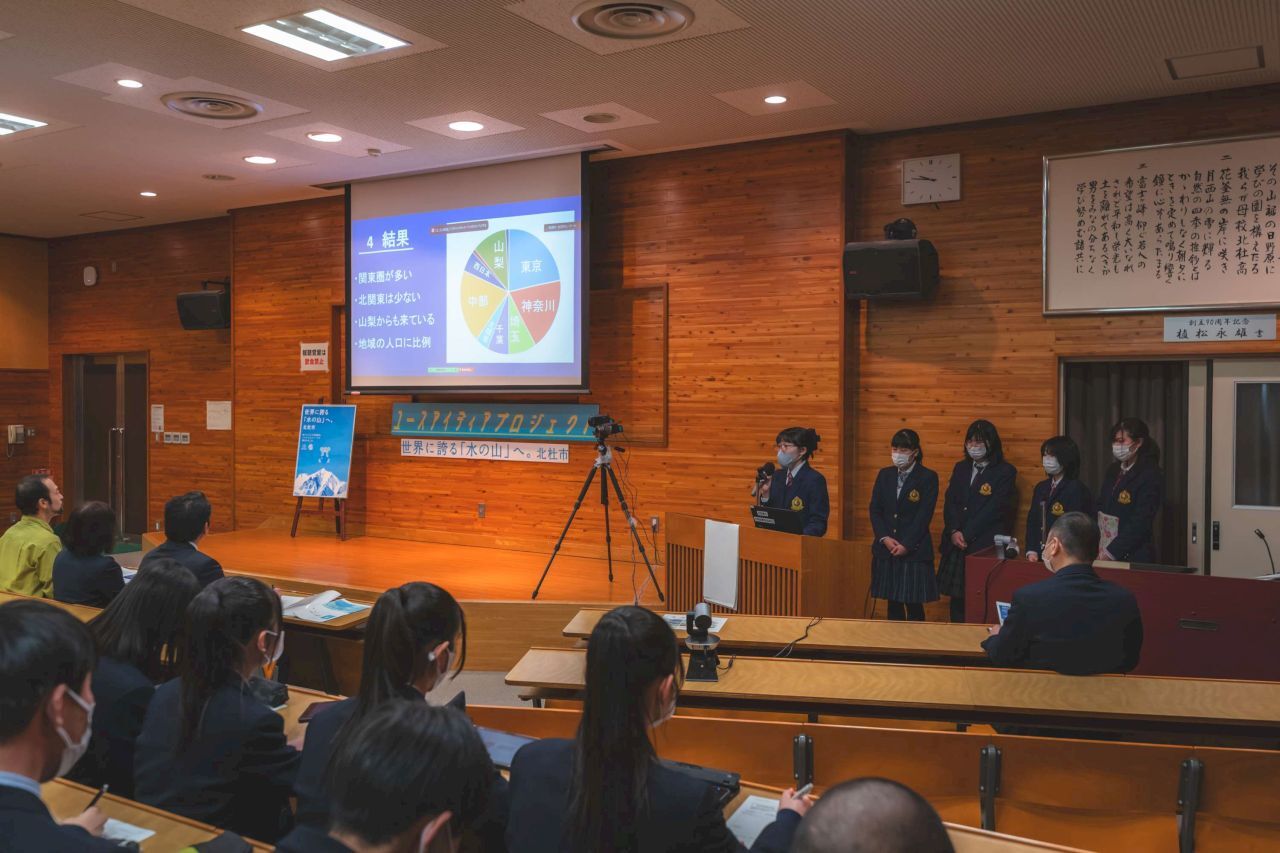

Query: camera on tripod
<box><xmin>588</xmin><ymin>414</ymin><xmax>624</xmax><ymax>441</ymax></box>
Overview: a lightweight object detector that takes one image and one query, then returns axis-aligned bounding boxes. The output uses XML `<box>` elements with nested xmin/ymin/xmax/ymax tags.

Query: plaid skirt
<box><xmin>870</xmin><ymin>555</ymin><xmax>939</xmax><ymax>604</ymax></box>
<box><xmin>935</xmin><ymin>548</ymin><xmax>967</xmax><ymax>598</ymax></box>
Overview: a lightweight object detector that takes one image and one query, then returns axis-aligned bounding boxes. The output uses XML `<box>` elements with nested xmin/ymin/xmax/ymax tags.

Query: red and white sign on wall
<box><xmin>300</xmin><ymin>341</ymin><xmax>330</xmax><ymax>372</ymax></box>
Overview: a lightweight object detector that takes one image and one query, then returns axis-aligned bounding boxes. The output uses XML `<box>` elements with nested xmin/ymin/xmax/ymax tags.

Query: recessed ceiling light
<box><xmin>0</xmin><ymin>111</ymin><xmax>48</xmax><ymax>136</ymax></box>
<box><xmin>139</xmin><ymin>191</ymin><xmax>157</xmax><ymax>197</ymax></box>
<box><xmin>448</xmin><ymin>120</ymin><xmax>485</xmax><ymax>132</ymax></box>
<box><xmin>242</xmin><ymin>9</ymin><xmax>408</xmax><ymax>62</ymax></box>
<box><xmin>307</xmin><ymin>131</ymin><xmax>343</xmax><ymax>143</ymax></box>
<box><xmin>763</xmin><ymin>95</ymin><xmax>788</xmax><ymax>105</ymax></box>
<box><xmin>243</xmin><ymin>155</ymin><xmax>277</xmax><ymax>165</ymax></box>
<box><xmin>116</xmin><ymin>78</ymin><xmax>145</xmax><ymax>89</ymax></box>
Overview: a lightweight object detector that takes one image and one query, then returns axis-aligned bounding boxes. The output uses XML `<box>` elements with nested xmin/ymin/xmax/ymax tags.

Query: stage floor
<box><xmin>192</xmin><ymin>528</ymin><xmax>663</xmax><ymax>605</ymax></box>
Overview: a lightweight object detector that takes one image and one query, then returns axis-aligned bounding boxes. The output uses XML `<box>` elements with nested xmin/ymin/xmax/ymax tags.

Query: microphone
<box><xmin>1256</xmin><ymin>529</ymin><xmax>1276</xmax><ymax>575</ymax></box>
<box><xmin>750</xmin><ymin>462</ymin><xmax>776</xmax><ymax>497</ymax></box>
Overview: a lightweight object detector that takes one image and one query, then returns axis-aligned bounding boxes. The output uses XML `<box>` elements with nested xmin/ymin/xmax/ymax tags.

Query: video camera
<box><xmin>588</xmin><ymin>414</ymin><xmax>624</xmax><ymax>441</ymax></box>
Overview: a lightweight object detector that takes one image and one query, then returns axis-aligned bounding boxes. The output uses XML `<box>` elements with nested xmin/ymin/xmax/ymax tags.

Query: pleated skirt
<box><xmin>870</xmin><ymin>555</ymin><xmax>939</xmax><ymax>604</ymax></box>
<box><xmin>935</xmin><ymin>548</ymin><xmax>967</xmax><ymax>598</ymax></box>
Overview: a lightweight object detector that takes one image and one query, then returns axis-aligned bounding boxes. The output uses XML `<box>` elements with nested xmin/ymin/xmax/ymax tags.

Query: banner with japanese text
<box><xmin>293</xmin><ymin>404</ymin><xmax>357</xmax><ymax>498</ymax></box>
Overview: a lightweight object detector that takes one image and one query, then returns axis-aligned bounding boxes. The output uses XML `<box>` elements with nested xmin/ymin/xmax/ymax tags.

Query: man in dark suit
<box><xmin>791</xmin><ymin>777</ymin><xmax>954</xmax><ymax>853</ymax></box>
<box><xmin>138</xmin><ymin>491</ymin><xmax>224</xmax><ymax>588</ymax></box>
<box><xmin>982</xmin><ymin>512</ymin><xmax>1143</xmax><ymax>675</ymax></box>
<box><xmin>0</xmin><ymin>600</ymin><xmax>122</xmax><ymax>851</ymax></box>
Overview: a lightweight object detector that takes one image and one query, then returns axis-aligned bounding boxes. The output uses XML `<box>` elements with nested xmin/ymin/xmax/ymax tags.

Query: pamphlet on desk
<box><xmin>662</xmin><ymin>613</ymin><xmax>728</xmax><ymax>633</ymax></box>
<box><xmin>280</xmin><ymin>590</ymin><xmax>369</xmax><ymax>623</ymax></box>
<box><xmin>726</xmin><ymin>796</ymin><xmax>780</xmax><ymax>847</ymax></box>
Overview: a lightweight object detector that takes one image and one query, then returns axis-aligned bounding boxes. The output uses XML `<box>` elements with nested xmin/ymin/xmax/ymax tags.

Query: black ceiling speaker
<box><xmin>177</xmin><ymin>279</ymin><xmax>231</xmax><ymax>330</ymax></box>
<box><xmin>843</xmin><ymin>239</ymin><xmax>939</xmax><ymax>301</ymax></box>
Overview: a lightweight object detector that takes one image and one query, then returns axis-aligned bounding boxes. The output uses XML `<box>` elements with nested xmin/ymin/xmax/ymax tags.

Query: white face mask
<box><xmin>777</xmin><ymin>449</ymin><xmax>798</xmax><ymax>468</ymax></box>
<box><xmin>1042</xmin><ymin>541</ymin><xmax>1056</xmax><ymax>573</ymax></box>
<box><xmin>891</xmin><ymin>451</ymin><xmax>913</xmax><ymax>469</ymax></box>
<box><xmin>651</xmin><ymin>684</ymin><xmax>677</xmax><ymax>729</ymax></box>
<box><xmin>55</xmin><ymin>687</ymin><xmax>94</xmax><ymax>777</ymax></box>
<box><xmin>966</xmin><ymin>444</ymin><xmax>987</xmax><ymax>462</ymax></box>
<box><xmin>264</xmin><ymin>630</ymin><xmax>285</xmax><ymax>665</ymax></box>
<box><xmin>1042</xmin><ymin>455</ymin><xmax>1062</xmax><ymax>476</ymax></box>
<box><xmin>1113</xmin><ymin>442</ymin><xmax>1133</xmax><ymax>462</ymax></box>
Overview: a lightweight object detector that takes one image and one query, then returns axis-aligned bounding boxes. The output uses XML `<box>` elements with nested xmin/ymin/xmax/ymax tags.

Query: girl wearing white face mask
<box><xmin>937</xmin><ymin>419</ymin><xmax>1017</xmax><ymax>623</ymax></box>
<box><xmin>756</xmin><ymin>426</ymin><xmax>830</xmax><ymax>537</ymax></box>
<box><xmin>869</xmin><ymin>429</ymin><xmax>940</xmax><ymax>621</ymax></box>
<box><xmin>1097</xmin><ymin>418</ymin><xmax>1164</xmax><ymax>563</ymax></box>
<box><xmin>1024</xmin><ymin>436</ymin><xmax>1095</xmax><ymax>564</ymax></box>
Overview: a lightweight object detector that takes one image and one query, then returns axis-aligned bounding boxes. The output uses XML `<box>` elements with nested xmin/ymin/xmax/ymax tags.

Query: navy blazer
<box><xmin>1024</xmin><ymin>478</ymin><xmax>1095</xmax><ymax>554</ymax></box>
<box><xmin>940</xmin><ymin>459</ymin><xmax>1016</xmax><ymax>556</ymax></box>
<box><xmin>134</xmin><ymin>679</ymin><xmax>300</xmax><ymax>843</ymax></box>
<box><xmin>1097</xmin><ymin>461</ymin><xmax>1163</xmax><ymax>563</ymax></box>
<box><xmin>506</xmin><ymin>738</ymin><xmax>799</xmax><ymax>853</ymax></box>
<box><xmin>138</xmin><ymin>540</ymin><xmax>224</xmax><ymax>588</ymax></box>
<box><xmin>52</xmin><ymin>551</ymin><xmax>124</xmax><ymax>607</ymax></box>
<box><xmin>762</xmin><ymin>463</ymin><xmax>829</xmax><ymax>537</ymax></box>
<box><xmin>66</xmin><ymin>656</ymin><xmax>154</xmax><ymax>799</ymax></box>
<box><xmin>0</xmin><ymin>786</ymin><xmax>124</xmax><ymax>852</ymax></box>
<box><xmin>869</xmin><ymin>464</ymin><xmax>938</xmax><ymax>563</ymax></box>
<box><xmin>981</xmin><ymin>563</ymin><xmax>1143</xmax><ymax>675</ymax></box>
<box><xmin>276</xmin><ymin>824</ymin><xmax>353</xmax><ymax>853</ymax></box>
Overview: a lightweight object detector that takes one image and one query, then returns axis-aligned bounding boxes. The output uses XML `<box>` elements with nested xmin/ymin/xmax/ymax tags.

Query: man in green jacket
<box><xmin>0</xmin><ymin>475</ymin><xmax>64</xmax><ymax>597</ymax></box>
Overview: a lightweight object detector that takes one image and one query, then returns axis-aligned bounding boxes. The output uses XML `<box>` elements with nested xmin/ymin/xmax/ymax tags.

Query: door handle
<box><xmin>1212</xmin><ymin>521</ymin><xmax>1220</xmax><ymax>551</ymax></box>
<box><xmin>118</xmin><ymin>426</ymin><xmax>126</xmax><ymax>535</ymax></box>
<box><xmin>106</xmin><ymin>427</ymin><xmax>117</xmax><ymax>504</ymax></box>
<box><xmin>1191</xmin><ymin>522</ymin><xmax>1197</xmax><ymax>545</ymax></box>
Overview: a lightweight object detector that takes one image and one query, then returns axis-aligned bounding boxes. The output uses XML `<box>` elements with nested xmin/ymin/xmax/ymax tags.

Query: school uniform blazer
<box><xmin>506</xmin><ymin>738</ymin><xmax>800</xmax><ymax>853</ymax></box>
<box><xmin>869</xmin><ymin>465</ymin><xmax>938</xmax><ymax>563</ymax></box>
<box><xmin>65</xmin><ymin>656</ymin><xmax>154</xmax><ymax>799</ymax></box>
<box><xmin>0</xmin><ymin>786</ymin><xmax>125</xmax><ymax>852</ymax></box>
<box><xmin>275</xmin><ymin>824</ymin><xmax>354</xmax><ymax>853</ymax></box>
<box><xmin>1097</xmin><ymin>460</ymin><xmax>1163</xmax><ymax>563</ymax></box>
<box><xmin>138</xmin><ymin>540</ymin><xmax>224</xmax><ymax>589</ymax></box>
<box><xmin>51</xmin><ymin>550</ymin><xmax>124</xmax><ymax>607</ymax></box>
<box><xmin>940</xmin><ymin>459</ymin><xmax>1017</xmax><ymax>556</ymax></box>
<box><xmin>763</xmin><ymin>463</ymin><xmax>830</xmax><ymax>537</ymax></box>
<box><xmin>1024</xmin><ymin>478</ymin><xmax>1095</xmax><ymax>554</ymax></box>
<box><xmin>981</xmin><ymin>563</ymin><xmax>1143</xmax><ymax>675</ymax></box>
<box><xmin>134</xmin><ymin>678</ymin><xmax>300</xmax><ymax>843</ymax></box>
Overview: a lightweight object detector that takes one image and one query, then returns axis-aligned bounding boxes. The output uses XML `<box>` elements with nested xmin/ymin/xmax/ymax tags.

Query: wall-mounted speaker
<box><xmin>843</xmin><ymin>239</ymin><xmax>939</xmax><ymax>301</ymax></box>
<box><xmin>177</xmin><ymin>288</ymin><xmax>230</xmax><ymax>330</ymax></box>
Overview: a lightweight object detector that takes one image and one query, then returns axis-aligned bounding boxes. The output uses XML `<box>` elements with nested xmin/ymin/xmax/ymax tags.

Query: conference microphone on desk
<box><xmin>750</xmin><ymin>462</ymin><xmax>776</xmax><ymax>497</ymax></box>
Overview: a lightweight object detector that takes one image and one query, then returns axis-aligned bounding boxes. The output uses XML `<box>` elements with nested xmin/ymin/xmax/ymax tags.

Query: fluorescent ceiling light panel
<box><xmin>242</xmin><ymin>9</ymin><xmax>407</xmax><ymax>62</ymax></box>
<box><xmin>303</xmin><ymin>10</ymin><xmax>406</xmax><ymax>49</ymax></box>
<box><xmin>242</xmin><ymin>23</ymin><xmax>347</xmax><ymax>61</ymax></box>
<box><xmin>0</xmin><ymin>112</ymin><xmax>48</xmax><ymax>135</ymax></box>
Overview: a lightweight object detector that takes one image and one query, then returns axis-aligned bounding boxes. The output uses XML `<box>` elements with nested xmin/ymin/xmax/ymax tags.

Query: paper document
<box><xmin>662</xmin><ymin>613</ymin><xmax>727</xmax><ymax>633</ymax></box>
<box><xmin>996</xmin><ymin>601</ymin><xmax>1011</xmax><ymax>625</ymax></box>
<box><xmin>726</xmin><ymin>795</ymin><xmax>779</xmax><ymax>847</ymax></box>
<box><xmin>1097</xmin><ymin>511</ymin><xmax>1120</xmax><ymax>554</ymax></box>
<box><xmin>703</xmin><ymin>519</ymin><xmax>740</xmax><ymax>609</ymax></box>
<box><xmin>280</xmin><ymin>590</ymin><xmax>369</xmax><ymax>623</ymax></box>
<box><xmin>122</xmin><ymin>569</ymin><xmax>137</xmax><ymax>584</ymax></box>
<box><xmin>102</xmin><ymin>819</ymin><xmax>155</xmax><ymax>844</ymax></box>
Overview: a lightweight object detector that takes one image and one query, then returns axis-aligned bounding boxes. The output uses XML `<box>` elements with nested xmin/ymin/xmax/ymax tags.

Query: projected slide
<box><xmin>461</xmin><ymin>229</ymin><xmax>560</xmax><ymax>355</ymax></box>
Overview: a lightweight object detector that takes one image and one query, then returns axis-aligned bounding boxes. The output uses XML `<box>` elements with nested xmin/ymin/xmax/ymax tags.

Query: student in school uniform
<box><xmin>506</xmin><ymin>606</ymin><xmax>813</xmax><ymax>853</ymax></box>
<box><xmin>52</xmin><ymin>501</ymin><xmax>124</xmax><ymax>607</ymax></box>
<box><xmin>134</xmin><ymin>576</ymin><xmax>299</xmax><ymax>843</ymax></box>
<box><xmin>1024</xmin><ymin>436</ymin><xmax>1095</xmax><ymax>564</ymax></box>
<box><xmin>936</xmin><ymin>420</ymin><xmax>1017</xmax><ymax>623</ymax></box>
<box><xmin>66</xmin><ymin>559</ymin><xmax>200</xmax><ymax>799</ymax></box>
<box><xmin>757</xmin><ymin>426</ymin><xmax>830</xmax><ymax>537</ymax></box>
<box><xmin>869</xmin><ymin>429</ymin><xmax>939</xmax><ymax>621</ymax></box>
<box><xmin>137</xmin><ymin>491</ymin><xmax>224</xmax><ymax>589</ymax></box>
<box><xmin>1096</xmin><ymin>418</ymin><xmax>1164</xmax><ymax>563</ymax></box>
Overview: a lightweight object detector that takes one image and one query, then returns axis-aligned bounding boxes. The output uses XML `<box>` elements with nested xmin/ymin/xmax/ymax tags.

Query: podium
<box><xmin>664</xmin><ymin>512</ymin><xmax>864</xmax><ymax>617</ymax></box>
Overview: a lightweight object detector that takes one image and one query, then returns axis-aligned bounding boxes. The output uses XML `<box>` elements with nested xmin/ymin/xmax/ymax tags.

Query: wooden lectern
<box><xmin>664</xmin><ymin>512</ymin><xmax>865</xmax><ymax>617</ymax></box>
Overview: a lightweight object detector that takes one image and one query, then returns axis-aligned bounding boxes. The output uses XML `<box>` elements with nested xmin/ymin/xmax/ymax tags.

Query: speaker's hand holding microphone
<box><xmin>751</xmin><ymin>462</ymin><xmax>776</xmax><ymax>501</ymax></box>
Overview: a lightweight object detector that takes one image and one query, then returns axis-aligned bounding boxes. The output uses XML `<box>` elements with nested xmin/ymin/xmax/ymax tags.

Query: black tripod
<box><xmin>531</xmin><ymin>441</ymin><xmax>665</xmax><ymax>602</ymax></box>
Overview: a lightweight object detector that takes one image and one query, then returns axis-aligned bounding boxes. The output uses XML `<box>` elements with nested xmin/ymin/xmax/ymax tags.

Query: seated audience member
<box><xmin>276</xmin><ymin>702</ymin><xmax>494</xmax><ymax>853</ymax></box>
<box><xmin>134</xmin><ymin>576</ymin><xmax>299</xmax><ymax>842</ymax></box>
<box><xmin>0</xmin><ymin>600</ymin><xmax>120</xmax><ymax>851</ymax></box>
<box><xmin>506</xmin><ymin>605</ymin><xmax>811</xmax><ymax>853</ymax></box>
<box><xmin>66</xmin><ymin>559</ymin><xmax>200</xmax><ymax>798</ymax></box>
<box><xmin>53</xmin><ymin>501</ymin><xmax>125</xmax><ymax>607</ymax></box>
<box><xmin>137</xmin><ymin>491</ymin><xmax>224</xmax><ymax>588</ymax></box>
<box><xmin>0</xmin><ymin>474</ymin><xmax>64</xmax><ymax>597</ymax></box>
<box><xmin>982</xmin><ymin>512</ymin><xmax>1143</xmax><ymax>675</ymax></box>
<box><xmin>790</xmin><ymin>777</ymin><xmax>955</xmax><ymax>853</ymax></box>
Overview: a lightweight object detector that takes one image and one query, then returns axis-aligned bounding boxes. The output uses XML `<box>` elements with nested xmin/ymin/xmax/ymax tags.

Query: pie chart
<box><xmin>461</xmin><ymin>229</ymin><xmax>561</xmax><ymax>354</ymax></box>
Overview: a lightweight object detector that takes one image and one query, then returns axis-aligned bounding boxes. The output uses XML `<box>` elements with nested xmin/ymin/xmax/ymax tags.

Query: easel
<box><xmin>290</xmin><ymin>496</ymin><xmax>348</xmax><ymax>541</ymax></box>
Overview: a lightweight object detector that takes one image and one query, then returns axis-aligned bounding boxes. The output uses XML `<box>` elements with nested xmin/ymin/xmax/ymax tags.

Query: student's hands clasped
<box><xmin>779</xmin><ymin>787</ymin><xmax>815</xmax><ymax>817</ymax></box>
<box><xmin>880</xmin><ymin>537</ymin><xmax>908</xmax><ymax>557</ymax></box>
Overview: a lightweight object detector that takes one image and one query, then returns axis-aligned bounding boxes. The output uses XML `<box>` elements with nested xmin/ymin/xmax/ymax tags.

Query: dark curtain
<box><xmin>1063</xmin><ymin>361</ymin><xmax>1188</xmax><ymax>566</ymax></box>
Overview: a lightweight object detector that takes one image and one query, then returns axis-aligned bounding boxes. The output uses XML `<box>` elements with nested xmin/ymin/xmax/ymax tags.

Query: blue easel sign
<box><xmin>293</xmin><ymin>404</ymin><xmax>357</xmax><ymax>498</ymax></box>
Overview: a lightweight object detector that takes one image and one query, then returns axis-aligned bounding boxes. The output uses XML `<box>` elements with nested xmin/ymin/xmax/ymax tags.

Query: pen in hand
<box><xmin>87</xmin><ymin>783</ymin><xmax>108</xmax><ymax>810</ymax></box>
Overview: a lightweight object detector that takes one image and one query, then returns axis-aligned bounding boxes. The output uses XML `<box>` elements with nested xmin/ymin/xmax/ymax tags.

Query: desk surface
<box><xmin>0</xmin><ymin>591</ymin><xmax>99</xmax><ymax>622</ymax></box>
<box><xmin>564</xmin><ymin>608</ymin><xmax>990</xmax><ymax>659</ymax></box>
<box><xmin>507</xmin><ymin>647</ymin><xmax>1280</xmax><ymax>735</ymax></box>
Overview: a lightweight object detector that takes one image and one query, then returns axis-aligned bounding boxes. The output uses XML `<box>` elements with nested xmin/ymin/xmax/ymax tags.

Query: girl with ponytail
<box><xmin>506</xmin><ymin>605</ymin><xmax>812</xmax><ymax>852</ymax></box>
<box><xmin>134</xmin><ymin>576</ymin><xmax>299</xmax><ymax>843</ymax></box>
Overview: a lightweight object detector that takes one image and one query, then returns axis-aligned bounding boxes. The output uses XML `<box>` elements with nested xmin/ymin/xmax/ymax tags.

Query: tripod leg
<box><xmin>603</xmin><ymin>463</ymin><xmax>666</xmax><ymax>603</ymax></box>
<box><xmin>531</xmin><ymin>464</ymin><xmax>598</xmax><ymax>599</ymax></box>
<box><xmin>600</xmin><ymin>467</ymin><xmax>614</xmax><ymax>582</ymax></box>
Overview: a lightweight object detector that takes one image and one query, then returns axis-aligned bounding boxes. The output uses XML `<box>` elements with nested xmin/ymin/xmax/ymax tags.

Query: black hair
<box><xmin>1039</xmin><ymin>436</ymin><xmax>1082</xmax><ymax>481</ymax></box>
<box><xmin>15</xmin><ymin>474</ymin><xmax>52</xmax><ymax>516</ymax></box>
<box><xmin>568</xmin><ymin>606</ymin><xmax>682</xmax><ymax>853</ymax></box>
<box><xmin>178</xmin><ymin>576</ymin><xmax>281</xmax><ymax>748</ymax></box>
<box><xmin>1109</xmin><ymin>417</ymin><xmax>1161</xmax><ymax>466</ymax></box>
<box><xmin>0</xmin><ymin>600</ymin><xmax>96</xmax><ymax>742</ymax></box>
<box><xmin>89</xmin><ymin>558</ymin><xmax>200</xmax><ymax>683</ymax></box>
<box><xmin>164</xmin><ymin>491</ymin><xmax>212</xmax><ymax>543</ymax></box>
<box><xmin>1047</xmin><ymin>511</ymin><xmax>1101</xmax><ymax>565</ymax></box>
<box><xmin>776</xmin><ymin>426</ymin><xmax>821</xmax><ymax>460</ymax></box>
<box><xmin>790</xmin><ymin>777</ymin><xmax>955</xmax><ymax>853</ymax></box>
<box><xmin>891</xmin><ymin>428</ymin><xmax>923</xmax><ymax>461</ymax></box>
<box><xmin>62</xmin><ymin>501</ymin><xmax>117</xmax><ymax>559</ymax></box>
<box><xmin>328</xmin><ymin>702</ymin><xmax>493</xmax><ymax>846</ymax></box>
<box><xmin>962</xmin><ymin>419</ymin><xmax>1004</xmax><ymax>464</ymax></box>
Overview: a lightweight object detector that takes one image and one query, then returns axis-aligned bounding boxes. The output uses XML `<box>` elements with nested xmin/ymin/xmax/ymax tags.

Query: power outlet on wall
<box><xmin>477</xmin><ymin>502</ymin><xmax>486</xmax><ymax>519</ymax></box>
<box><xmin>650</xmin><ymin>516</ymin><xmax>660</xmax><ymax>534</ymax></box>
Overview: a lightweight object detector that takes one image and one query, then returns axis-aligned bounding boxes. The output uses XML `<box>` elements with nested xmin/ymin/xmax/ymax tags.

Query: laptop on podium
<box><xmin>749</xmin><ymin>505</ymin><xmax>804</xmax><ymax>535</ymax></box>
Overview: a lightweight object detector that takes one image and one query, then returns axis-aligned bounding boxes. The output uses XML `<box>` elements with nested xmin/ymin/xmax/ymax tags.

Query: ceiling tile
<box><xmin>540</xmin><ymin>101</ymin><xmax>658</xmax><ymax>133</ymax></box>
<box><xmin>406</xmin><ymin>111</ymin><xmax>525</xmax><ymax>140</ymax></box>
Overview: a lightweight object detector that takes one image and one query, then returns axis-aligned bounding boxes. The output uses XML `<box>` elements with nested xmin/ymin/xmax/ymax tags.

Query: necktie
<box><xmin>785</xmin><ymin>470</ymin><xmax>793</xmax><ymax>487</ymax></box>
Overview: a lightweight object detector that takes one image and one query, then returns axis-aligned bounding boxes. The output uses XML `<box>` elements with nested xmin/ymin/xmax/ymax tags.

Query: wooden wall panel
<box><xmin>0</xmin><ymin>370</ymin><xmax>51</xmax><ymax>532</ymax></box>
<box><xmin>47</xmin><ymin>218</ymin><xmax>233</xmax><ymax>532</ymax></box>
<box><xmin>851</xmin><ymin>84</ymin><xmax>1280</xmax><ymax>617</ymax></box>
<box><xmin>0</xmin><ymin>236</ymin><xmax>49</xmax><ymax>369</ymax></box>
<box><xmin>231</xmin><ymin>135</ymin><xmax>849</xmax><ymax>558</ymax></box>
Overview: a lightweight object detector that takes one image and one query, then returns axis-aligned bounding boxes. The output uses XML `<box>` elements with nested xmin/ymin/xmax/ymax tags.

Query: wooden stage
<box><xmin>191</xmin><ymin>528</ymin><xmax>663</xmax><ymax>605</ymax></box>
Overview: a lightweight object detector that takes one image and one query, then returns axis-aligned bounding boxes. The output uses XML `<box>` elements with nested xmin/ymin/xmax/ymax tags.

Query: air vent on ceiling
<box><xmin>80</xmin><ymin>211</ymin><xmax>143</xmax><ymax>222</ymax></box>
<box><xmin>571</xmin><ymin>1</ymin><xmax>693</xmax><ymax>39</ymax></box>
<box><xmin>161</xmin><ymin>91</ymin><xmax>262</xmax><ymax>121</ymax></box>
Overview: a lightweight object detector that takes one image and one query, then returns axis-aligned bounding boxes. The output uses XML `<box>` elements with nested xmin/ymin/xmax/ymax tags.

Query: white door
<box><xmin>1209</xmin><ymin>359</ymin><xmax>1280</xmax><ymax>578</ymax></box>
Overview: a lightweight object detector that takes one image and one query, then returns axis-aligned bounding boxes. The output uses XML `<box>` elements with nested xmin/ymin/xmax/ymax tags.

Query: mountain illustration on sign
<box><xmin>294</xmin><ymin>468</ymin><xmax>345</xmax><ymax>497</ymax></box>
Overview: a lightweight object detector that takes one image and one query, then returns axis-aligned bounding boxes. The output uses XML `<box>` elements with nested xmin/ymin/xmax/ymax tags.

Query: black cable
<box><xmin>776</xmin><ymin>616</ymin><xmax>822</xmax><ymax>658</ymax></box>
<box><xmin>717</xmin><ymin>655</ymin><xmax>737</xmax><ymax>673</ymax></box>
